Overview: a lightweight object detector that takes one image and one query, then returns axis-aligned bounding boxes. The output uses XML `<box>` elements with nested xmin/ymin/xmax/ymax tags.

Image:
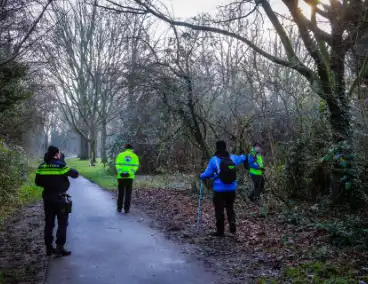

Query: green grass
<box><xmin>256</xmin><ymin>261</ymin><xmax>368</xmax><ymax>284</ymax></box>
<box><xmin>0</xmin><ymin>161</ymin><xmax>42</xmax><ymax>229</ymax></box>
<box><xmin>66</xmin><ymin>158</ymin><xmax>192</xmax><ymax>190</ymax></box>
<box><xmin>19</xmin><ymin>158</ymin><xmax>43</xmax><ymax>203</ymax></box>
<box><xmin>66</xmin><ymin>158</ymin><xmax>118</xmax><ymax>190</ymax></box>
<box><xmin>19</xmin><ymin>171</ymin><xmax>42</xmax><ymax>203</ymax></box>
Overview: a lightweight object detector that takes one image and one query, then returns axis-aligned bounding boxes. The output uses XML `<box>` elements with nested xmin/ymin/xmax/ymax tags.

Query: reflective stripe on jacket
<box><xmin>248</xmin><ymin>150</ymin><xmax>264</xmax><ymax>176</ymax></box>
<box><xmin>115</xmin><ymin>149</ymin><xmax>140</xmax><ymax>179</ymax></box>
<box><xmin>35</xmin><ymin>159</ymin><xmax>79</xmax><ymax>198</ymax></box>
<box><xmin>36</xmin><ymin>164</ymin><xmax>71</xmax><ymax>175</ymax></box>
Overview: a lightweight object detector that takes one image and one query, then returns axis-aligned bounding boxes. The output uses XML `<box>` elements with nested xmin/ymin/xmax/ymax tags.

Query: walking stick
<box><xmin>196</xmin><ymin>180</ymin><xmax>203</xmax><ymax>233</ymax></box>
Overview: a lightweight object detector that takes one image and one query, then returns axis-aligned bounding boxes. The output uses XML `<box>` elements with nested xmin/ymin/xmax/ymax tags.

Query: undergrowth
<box><xmin>0</xmin><ymin>142</ymin><xmax>42</xmax><ymax>228</ymax></box>
<box><xmin>257</xmin><ymin>261</ymin><xmax>368</xmax><ymax>284</ymax></box>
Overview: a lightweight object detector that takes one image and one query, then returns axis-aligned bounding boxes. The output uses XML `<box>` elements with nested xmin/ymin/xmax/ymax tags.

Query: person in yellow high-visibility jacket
<box><xmin>115</xmin><ymin>144</ymin><xmax>140</xmax><ymax>213</ymax></box>
<box><xmin>248</xmin><ymin>142</ymin><xmax>265</xmax><ymax>202</ymax></box>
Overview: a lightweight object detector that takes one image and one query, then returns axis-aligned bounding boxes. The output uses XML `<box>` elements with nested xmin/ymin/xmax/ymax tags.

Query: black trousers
<box><xmin>249</xmin><ymin>175</ymin><xmax>265</xmax><ymax>201</ymax></box>
<box><xmin>117</xmin><ymin>179</ymin><xmax>133</xmax><ymax>211</ymax></box>
<box><xmin>44</xmin><ymin>198</ymin><xmax>69</xmax><ymax>247</ymax></box>
<box><xmin>213</xmin><ymin>191</ymin><xmax>236</xmax><ymax>234</ymax></box>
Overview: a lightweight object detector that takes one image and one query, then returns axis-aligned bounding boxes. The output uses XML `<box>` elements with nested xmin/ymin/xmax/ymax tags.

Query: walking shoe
<box><xmin>209</xmin><ymin>231</ymin><xmax>224</xmax><ymax>237</ymax></box>
<box><xmin>55</xmin><ymin>246</ymin><xmax>72</xmax><ymax>256</ymax></box>
<box><xmin>117</xmin><ymin>208</ymin><xmax>122</xmax><ymax>213</ymax></box>
<box><xmin>46</xmin><ymin>246</ymin><xmax>55</xmax><ymax>256</ymax></box>
<box><xmin>124</xmin><ymin>209</ymin><xmax>129</xmax><ymax>214</ymax></box>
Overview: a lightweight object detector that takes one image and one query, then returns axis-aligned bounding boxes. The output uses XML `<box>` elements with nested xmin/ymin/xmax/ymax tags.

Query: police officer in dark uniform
<box><xmin>35</xmin><ymin>146</ymin><xmax>79</xmax><ymax>256</ymax></box>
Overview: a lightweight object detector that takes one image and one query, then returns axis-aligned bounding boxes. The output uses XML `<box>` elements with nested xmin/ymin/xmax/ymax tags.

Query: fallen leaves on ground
<box><xmin>133</xmin><ymin>188</ymin><xmax>368</xmax><ymax>283</ymax></box>
<box><xmin>0</xmin><ymin>203</ymin><xmax>47</xmax><ymax>284</ymax></box>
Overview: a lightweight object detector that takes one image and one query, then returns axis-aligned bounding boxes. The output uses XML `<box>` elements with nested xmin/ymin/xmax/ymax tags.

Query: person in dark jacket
<box><xmin>59</xmin><ymin>151</ymin><xmax>66</xmax><ymax>163</ymax></box>
<box><xmin>35</xmin><ymin>146</ymin><xmax>79</xmax><ymax>256</ymax></box>
<box><xmin>200</xmin><ymin>140</ymin><xmax>246</xmax><ymax>236</ymax></box>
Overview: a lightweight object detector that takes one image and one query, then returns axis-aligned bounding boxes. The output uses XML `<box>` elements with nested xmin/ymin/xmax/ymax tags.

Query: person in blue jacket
<box><xmin>200</xmin><ymin>140</ymin><xmax>246</xmax><ymax>236</ymax></box>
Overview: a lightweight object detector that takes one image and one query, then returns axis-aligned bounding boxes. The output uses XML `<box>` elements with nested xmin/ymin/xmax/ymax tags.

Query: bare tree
<box><xmin>112</xmin><ymin>0</ymin><xmax>367</xmax><ymax>142</ymax></box>
<box><xmin>0</xmin><ymin>0</ymin><xmax>53</xmax><ymax>66</ymax></box>
<box><xmin>41</xmin><ymin>0</ymin><xmax>130</xmax><ymax>164</ymax></box>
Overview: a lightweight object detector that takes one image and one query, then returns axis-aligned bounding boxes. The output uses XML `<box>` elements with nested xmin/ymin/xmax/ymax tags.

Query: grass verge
<box><xmin>256</xmin><ymin>261</ymin><xmax>368</xmax><ymax>283</ymax></box>
<box><xmin>0</xmin><ymin>159</ymin><xmax>42</xmax><ymax>229</ymax></box>
<box><xmin>19</xmin><ymin>171</ymin><xmax>42</xmax><ymax>203</ymax></box>
<box><xmin>66</xmin><ymin>158</ymin><xmax>192</xmax><ymax>190</ymax></box>
<box><xmin>66</xmin><ymin>158</ymin><xmax>117</xmax><ymax>190</ymax></box>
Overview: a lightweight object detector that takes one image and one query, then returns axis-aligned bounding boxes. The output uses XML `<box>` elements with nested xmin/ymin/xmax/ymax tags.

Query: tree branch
<box><xmin>0</xmin><ymin>0</ymin><xmax>53</xmax><ymax>67</ymax></box>
<box><xmin>127</xmin><ymin>0</ymin><xmax>316</xmax><ymax>81</ymax></box>
<box><xmin>212</xmin><ymin>3</ymin><xmax>259</xmax><ymax>24</ymax></box>
<box><xmin>282</xmin><ymin>0</ymin><xmax>332</xmax><ymax>96</ymax></box>
<box><xmin>105</xmin><ymin>0</ymin><xmax>147</xmax><ymax>14</ymax></box>
<box><xmin>92</xmin><ymin>2</ymin><xmax>146</xmax><ymax>14</ymax></box>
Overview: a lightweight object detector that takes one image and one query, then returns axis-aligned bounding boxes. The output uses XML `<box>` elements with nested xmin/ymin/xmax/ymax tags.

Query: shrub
<box><xmin>0</xmin><ymin>140</ymin><xmax>29</xmax><ymax>217</ymax></box>
<box><xmin>316</xmin><ymin>215</ymin><xmax>368</xmax><ymax>248</ymax></box>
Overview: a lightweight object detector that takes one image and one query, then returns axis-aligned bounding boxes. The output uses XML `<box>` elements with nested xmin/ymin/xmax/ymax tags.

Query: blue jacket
<box><xmin>200</xmin><ymin>153</ymin><xmax>246</xmax><ymax>192</ymax></box>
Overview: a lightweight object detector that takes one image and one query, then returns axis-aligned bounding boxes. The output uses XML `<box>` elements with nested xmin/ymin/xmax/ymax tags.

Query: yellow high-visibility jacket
<box><xmin>248</xmin><ymin>148</ymin><xmax>264</xmax><ymax>176</ymax></box>
<box><xmin>115</xmin><ymin>149</ymin><xmax>140</xmax><ymax>179</ymax></box>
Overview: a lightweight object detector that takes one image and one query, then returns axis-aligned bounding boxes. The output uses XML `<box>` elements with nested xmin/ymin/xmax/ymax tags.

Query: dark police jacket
<box><xmin>35</xmin><ymin>159</ymin><xmax>79</xmax><ymax>199</ymax></box>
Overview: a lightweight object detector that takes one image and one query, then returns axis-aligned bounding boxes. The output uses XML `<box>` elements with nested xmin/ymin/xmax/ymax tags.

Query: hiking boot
<box><xmin>124</xmin><ymin>209</ymin><xmax>129</xmax><ymax>214</ymax></box>
<box><xmin>46</xmin><ymin>246</ymin><xmax>55</xmax><ymax>256</ymax></box>
<box><xmin>117</xmin><ymin>208</ymin><xmax>122</xmax><ymax>213</ymax></box>
<box><xmin>209</xmin><ymin>231</ymin><xmax>224</xmax><ymax>237</ymax></box>
<box><xmin>230</xmin><ymin>223</ymin><xmax>236</xmax><ymax>234</ymax></box>
<box><xmin>55</xmin><ymin>246</ymin><xmax>72</xmax><ymax>256</ymax></box>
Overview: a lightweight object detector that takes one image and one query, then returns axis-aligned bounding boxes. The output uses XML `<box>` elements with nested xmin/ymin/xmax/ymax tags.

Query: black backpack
<box><xmin>217</xmin><ymin>157</ymin><xmax>237</xmax><ymax>184</ymax></box>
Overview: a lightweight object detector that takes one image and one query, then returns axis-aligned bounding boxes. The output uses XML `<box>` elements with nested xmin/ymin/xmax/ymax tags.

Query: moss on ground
<box><xmin>256</xmin><ymin>261</ymin><xmax>368</xmax><ymax>284</ymax></box>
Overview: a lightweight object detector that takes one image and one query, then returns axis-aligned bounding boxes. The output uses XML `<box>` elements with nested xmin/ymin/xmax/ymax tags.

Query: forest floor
<box><xmin>0</xmin><ymin>202</ymin><xmax>47</xmax><ymax>284</ymax></box>
<box><xmin>68</xmin><ymin>158</ymin><xmax>368</xmax><ymax>283</ymax></box>
<box><xmin>0</xmin><ymin>161</ymin><xmax>45</xmax><ymax>284</ymax></box>
<box><xmin>133</xmin><ymin>188</ymin><xmax>368</xmax><ymax>283</ymax></box>
<box><xmin>1</xmin><ymin>158</ymin><xmax>367</xmax><ymax>284</ymax></box>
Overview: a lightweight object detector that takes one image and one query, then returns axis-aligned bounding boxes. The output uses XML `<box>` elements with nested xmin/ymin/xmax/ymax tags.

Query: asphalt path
<box><xmin>45</xmin><ymin>177</ymin><xmax>218</xmax><ymax>284</ymax></box>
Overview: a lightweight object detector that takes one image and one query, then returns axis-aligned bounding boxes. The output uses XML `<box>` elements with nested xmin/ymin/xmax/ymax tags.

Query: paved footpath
<box><xmin>46</xmin><ymin>177</ymin><xmax>218</xmax><ymax>284</ymax></box>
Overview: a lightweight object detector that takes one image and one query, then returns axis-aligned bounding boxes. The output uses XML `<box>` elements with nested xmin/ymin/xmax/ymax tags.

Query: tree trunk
<box><xmin>327</xmin><ymin>99</ymin><xmax>351</xmax><ymax>140</ymax></box>
<box><xmin>79</xmin><ymin>135</ymin><xmax>89</xmax><ymax>160</ymax></box>
<box><xmin>328</xmin><ymin>24</ymin><xmax>351</xmax><ymax>141</ymax></box>
<box><xmin>89</xmin><ymin>126</ymin><xmax>98</xmax><ymax>165</ymax></box>
<box><xmin>326</xmin><ymin>91</ymin><xmax>355</xmax><ymax>203</ymax></box>
<box><xmin>44</xmin><ymin>132</ymin><xmax>48</xmax><ymax>152</ymax></box>
<box><xmin>89</xmin><ymin>140</ymin><xmax>96</xmax><ymax>165</ymax></box>
<box><xmin>186</xmin><ymin>77</ymin><xmax>210</xmax><ymax>159</ymax></box>
<box><xmin>101</xmin><ymin>122</ymin><xmax>107</xmax><ymax>164</ymax></box>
